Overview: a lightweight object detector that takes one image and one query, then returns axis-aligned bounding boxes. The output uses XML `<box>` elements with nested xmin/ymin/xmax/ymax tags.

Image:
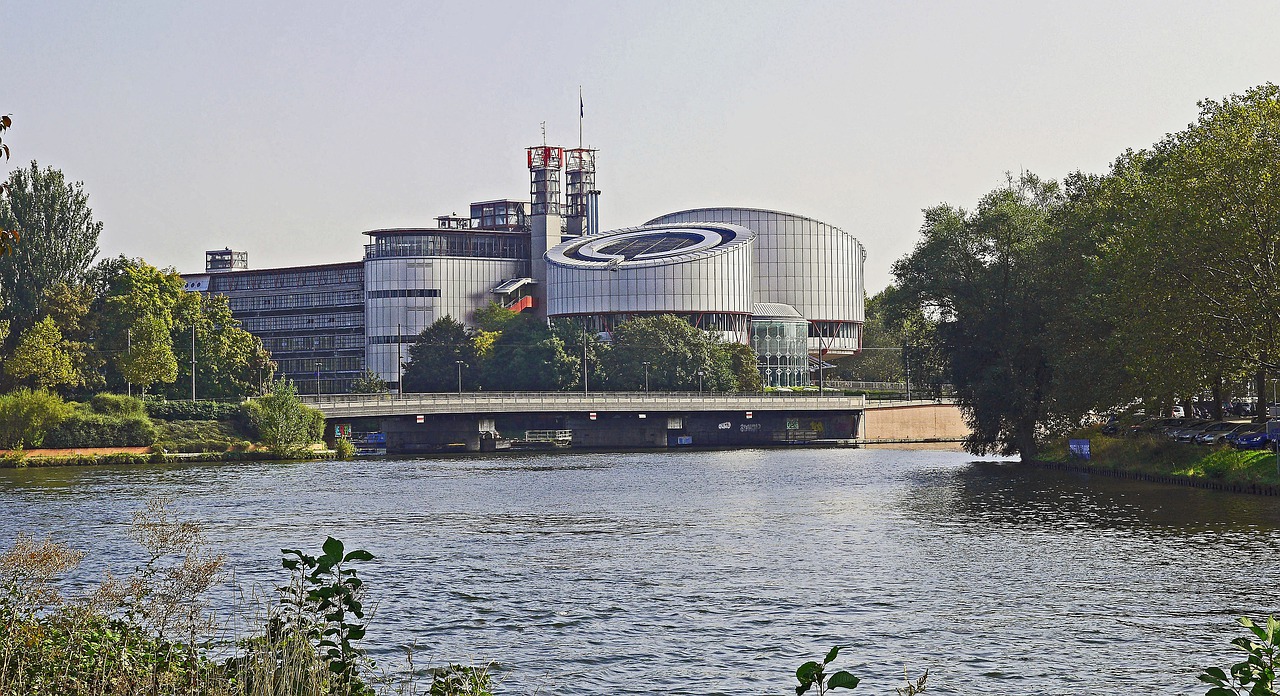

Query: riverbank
<box><xmin>0</xmin><ymin>446</ymin><xmax>336</xmax><ymax>468</ymax></box>
<box><xmin>1035</xmin><ymin>428</ymin><xmax>1280</xmax><ymax>495</ymax></box>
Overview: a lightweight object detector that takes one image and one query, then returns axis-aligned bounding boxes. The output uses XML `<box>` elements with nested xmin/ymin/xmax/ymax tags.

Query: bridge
<box><xmin>299</xmin><ymin>391</ymin><xmax>865</xmax><ymax>419</ymax></box>
<box><xmin>298</xmin><ymin>391</ymin><xmax>868</xmax><ymax>453</ymax></box>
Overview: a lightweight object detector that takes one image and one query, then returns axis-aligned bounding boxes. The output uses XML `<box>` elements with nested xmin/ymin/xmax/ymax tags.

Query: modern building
<box><xmin>188</xmin><ymin>141</ymin><xmax>865</xmax><ymax>392</ymax></box>
<box><xmin>183</xmin><ymin>261</ymin><xmax>365</xmax><ymax>394</ymax></box>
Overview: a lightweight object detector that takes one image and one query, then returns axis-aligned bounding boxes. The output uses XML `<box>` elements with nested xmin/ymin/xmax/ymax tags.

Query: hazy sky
<box><xmin>6</xmin><ymin>1</ymin><xmax>1279</xmax><ymax>292</ymax></box>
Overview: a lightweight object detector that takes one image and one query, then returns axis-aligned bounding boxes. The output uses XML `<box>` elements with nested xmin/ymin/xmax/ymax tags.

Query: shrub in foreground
<box><xmin>0</xmin><ymin>388</ymin><xmax>70</xmax><ymax>448</ymax></box>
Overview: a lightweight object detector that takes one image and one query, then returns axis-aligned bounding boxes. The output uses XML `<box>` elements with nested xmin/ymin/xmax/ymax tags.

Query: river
<box><xmin>3</xmin><ymin>448</ymin><xmax>1279</xmax><ymax>695</ymax></box>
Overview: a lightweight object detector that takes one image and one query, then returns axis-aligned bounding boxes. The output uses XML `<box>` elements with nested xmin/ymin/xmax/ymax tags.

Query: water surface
<box><xmin>3</xmin><ymin>448</ymin><xmax>1279</xmax><ymax>695</ymax></box>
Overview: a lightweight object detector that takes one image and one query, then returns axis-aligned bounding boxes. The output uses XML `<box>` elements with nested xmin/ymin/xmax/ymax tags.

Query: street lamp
<box><xmin>455</xmin><ymin>360</ymin><xmax>465</xmax><ymax>394</ymax></box>
<box><xmin>314</xmin><ymin>361</ymin><xmax>323</xmax><ymax>398</ymax></box>
<box><xmin>697</xmin><ymin>370</ymin><xmax>705</xmax><ymax>394</ymax></box>
<box><xmin>642</xmin><ymin>361</ymin><xmax>651</xmax><ymax>392</ymax></box>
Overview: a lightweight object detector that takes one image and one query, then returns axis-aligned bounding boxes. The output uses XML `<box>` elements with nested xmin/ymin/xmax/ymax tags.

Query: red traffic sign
<box><xmin>589</xmin><ymin>412</ymin><xmax>597</xmax><ymax>420</ymax></box>
<box><xmin>745</xmin><ymin>411</ymin><xmax>753</xmax><ymax>419</ymax></box>
<box><xmin>416</xmin><ymin>415</ymin><xmax>425</xmax><ymax>424</ymax></box>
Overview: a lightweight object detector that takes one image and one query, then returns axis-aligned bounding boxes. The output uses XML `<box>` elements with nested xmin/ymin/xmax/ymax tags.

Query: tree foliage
<box><xmin>601</xmin><ymin>314</ymin><xmax>740</xmax><ymax>392</ymax></box>
<box><xmin>891</xmin><ymin>173</ymin><xmax>1062</xmax><ymax>459</ymax></box>
<box><xmin>3</xmin><ymin>317</ymin><xmax>79</xmax><ymax>392</ymax></box>
<box><xmin>482</xmin><ymin>314</ymin><xmax>576</xmax><ymax>391</ymax></box>
<box><xmin>246</xmin><ymin>379</ymin><xmax>322</xmax><ymax>457</ymax></box>
<box><xmin>0</xmin><ymin>162</ymin><xmax>101</xmax><ymax>335</ymax></box>
<box><xmin>401</xmin><ymin>316</ymin><xmax>480</xmax><ymax>393</ymax></box>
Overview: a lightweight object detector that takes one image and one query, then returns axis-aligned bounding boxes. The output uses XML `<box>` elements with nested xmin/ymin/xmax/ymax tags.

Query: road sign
<box><xmin>589</xmin><ymin>412</ymin><xmax>597</xmax><ymax>421</ymax></box>
<box><xmin>416</xmin><ymin>415</ymin><xmax>425</xmax><ymax>424</ymax></box>
<box><xmin>1068</xmin><ymin>439</ymin><xmax>1091</xmax><ymax>460</ymax></box>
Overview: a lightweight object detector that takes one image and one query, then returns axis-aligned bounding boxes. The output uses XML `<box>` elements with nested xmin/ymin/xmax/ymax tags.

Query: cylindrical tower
<box><xmin>564</xmin><ymin>148</ymin><xmax>597</xmax><ymax>238</ymax></box>
<box><xmin>527</xmin><ymin>145</ymin><xmax>563</xmax><ymax>317</ymax></box>
<box><xmin>546</xmin><ymin>223</ymin><xmax>756</xmax><ymax>343</ymax></box>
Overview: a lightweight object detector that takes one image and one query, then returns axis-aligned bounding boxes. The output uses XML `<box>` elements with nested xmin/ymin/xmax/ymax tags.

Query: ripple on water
<box><xmin>4</xmin><ymin>449</ymin><xmax>1280</xmax><ymax>694</ymax></box>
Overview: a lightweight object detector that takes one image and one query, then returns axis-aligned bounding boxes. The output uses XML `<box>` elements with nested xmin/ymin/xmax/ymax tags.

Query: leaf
<box><xmin>824</xmin><ymin>646</ymin><xmax>843</xmax><ymax>665</ymax></box>
<box><xmin>344</xmin><ymin>549</ymin><xmax>374</xmax><ymax>562</ymax></box>
<box><xmin>796</xmin><ymin>661</ymin><xmax>821</xmax><ymax>684</ymax></box>
<box><xmin>1200</xmin><ymin>666</ymin><xmax>1229</xmax><ymax>683</ymax></box>
<box><xmin>323</xmin><ymin>536</ymin><xmax>344</xmax><ymax>560</ymax></box>
<box><xmin>827</xmin><ymin>671</ymin><xmax>860</xmax><ymax>690</ymax></box>
<box><xmin>1205</xmin><ymin>689</ymin><xmax>1237</xmax><ymax>696</ymax></box>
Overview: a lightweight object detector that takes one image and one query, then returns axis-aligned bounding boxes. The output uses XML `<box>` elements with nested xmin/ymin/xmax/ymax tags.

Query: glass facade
<box><xmin>365</xmin><ymin>231</ymin><xmax>529</xmax><ymax>261</ymax></box>
<box><xmin>206</xmin><ymin>262</ymin><xmax>366</xmax><ymax>394</ymax></box>
<box><xmin>751</xmin><ymin>318</ymin><xmax>811</xmax><ymax>388</ymax></box>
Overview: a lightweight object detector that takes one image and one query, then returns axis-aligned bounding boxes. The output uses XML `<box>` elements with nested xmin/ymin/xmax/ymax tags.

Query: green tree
<box><xmin>602</xmin><ymin>314</ymin><xmax>736</xmax><ymax>392</ymax></box>
<box><xmin>101</xmin><ymin>260</ymin><xmax>184</xmax><ymax>393</ymax></box>
<box><xmin>168</xmin><ymin>292</ymin><xmax>274</xmax><ymax>400</ymax></box>
<box><xmin>117</xmin><ymin>314</ymin><xmax>178</xmax><ymax>394</ymax></box>
<box><xmin>247</xmin><ymin>379</ymin><xmax>320</xmax><ymax>457</ymax></box>
<box><xmin>892</xmin><ymin>173</ymin><xmax>1062</xmax><ymax>459</ymax></box>
<box><xmin>348</xmin><ymin>370</ymin><xmax>389</xmax><ymax>394</ymax></box>
<box><xmin>3</xmin><ymin>317</ymin><xmax>79</xmax><ymax>391</ymax></box>
<box><xmin>0</xmin><ymin>162</ymin><xmax>101</xmax><ymax>334</ymax></box>
<box><xmin>0</xmin><ymin>388</ymin><xmax>70</xmax><ymax>448</ymax></box>
<box><xmin>401</xmin><ymin>316</ymin><xmax>480</xmax><ymax>392</ymax></box>
<box><xmin>721</xmin><ymin>341</ymin><xmax>762</xmax><ymax>392</ymax></box>
<box><xmin>481</xmin><ymin>314</ymin><xmax>576</xmax><ymax>390</ymax></box>
<box><xmin>473</xmin><ymin>300</ymin><xmax>520</xmax><ymax>332</ymax></box>
<box><xmin>835</xmin><ymin>290</ymin><xmax>904</xmax><ymax>383</ymax></box>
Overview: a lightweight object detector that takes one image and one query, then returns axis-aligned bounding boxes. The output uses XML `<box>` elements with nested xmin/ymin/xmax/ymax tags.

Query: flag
<box><xmin>580</xmin><ymin>91</ymin><xmax>584</xmax><ymax>118</ymax></box>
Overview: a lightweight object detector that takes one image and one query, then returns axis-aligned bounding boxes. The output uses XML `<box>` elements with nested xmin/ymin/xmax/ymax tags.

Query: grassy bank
<box><xmin>1037</xmin><ymin>426</ymin><xmax>1280</xmax><ymax>494</ymax></box>
<box><xmin>0</xmin><ymin>448</ymin><xmax>337</xmax><ymax>468</ymax></box>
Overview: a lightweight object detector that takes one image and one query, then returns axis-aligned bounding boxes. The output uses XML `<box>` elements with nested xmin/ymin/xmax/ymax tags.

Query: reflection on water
<box><xmin>4</xmin><ymin>449</ymin><xmax>1280</xmax><ymax>695</ymax></box>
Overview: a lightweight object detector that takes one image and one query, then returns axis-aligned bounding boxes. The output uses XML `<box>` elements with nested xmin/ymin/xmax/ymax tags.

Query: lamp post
<box><xmin>642</xmin><ymin>361</ymin><xmax>651</xmax><ymax>392</ymax></box>
<box><xmin>315</xmin><ymin>361</ymin><xmax>323</xmax><ymax>398</ymax></box>
<box><xmin>455</xmin><ymin>360</ymin><xmax>465</xmax><ymax>394</ymax></box>
<box><xmin>697</xmin><ymin>369</ymin><xmax>705</xmax><ymax>394</ymax></box>
<box><xmin>191</xmin><ymin>323</ymin><xmax>197</xmax><ymax>401</ymax></box>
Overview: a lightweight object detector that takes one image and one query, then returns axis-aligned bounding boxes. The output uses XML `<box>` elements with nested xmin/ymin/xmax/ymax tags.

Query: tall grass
<box><xmin>0</xmin><ymin>501</ymin><xmax>492</xmax><ymax>696</ymax></box>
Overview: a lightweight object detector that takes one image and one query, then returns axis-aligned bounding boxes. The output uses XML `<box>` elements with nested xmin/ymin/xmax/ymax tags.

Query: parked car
<box><xmin>1231</xmin><ymin>428</ymin><xmax>1273</xmax><ymax>450</ymax></box>
<box><xmin>1128</xmin><ymin>417</ymin><xmax>1194</xmax><ymax>437</ymax></box>
<box><xmin>1194</xmin><ymin>422</ymin><xmax>1252</xmax><ymax>445</ymax></box>
<box><xmin>1171</xmin><ymin>421</ymin><xmax>1218</xmax><ymax>442</ymax></box>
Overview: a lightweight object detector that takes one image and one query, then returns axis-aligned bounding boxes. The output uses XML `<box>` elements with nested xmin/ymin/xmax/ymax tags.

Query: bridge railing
<box><xmin>297</xmin><ymin>391</ymin><xmax>866</xmax><ymax>415</ymax></box>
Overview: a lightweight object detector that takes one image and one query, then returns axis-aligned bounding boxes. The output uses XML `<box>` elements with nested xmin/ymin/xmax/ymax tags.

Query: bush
<box><xmin>0</xmin><ymin>389</ymin><xmax>71</xmax><ymax>448</ymax></box>
<box><xmin>144</xmin><ymin>399</ymin><xmax>243</xmax><ymax>421</ymax></box>
<box><xmin>154</xmin><ymin>420</ymin><xmax>244</xmax><ymax>453</ymax></box>
<box><xmin>87</xmin><ymin>393</ymin><xmax>144</xmax><ymax>417</ymax></box>
<box><xmin>44</xmin><ymin>413</ymin><xmax>158</xmax><ymax>448</ymax></box>
<box><xmin>246</xmin><ymin>380</ymin><xmax>326</xmax><ymax>457</ymax></box>
<box><xmin>333</xmin><ymin>438</ymin><xmax>355</xmax><ymax>459</ymax></box>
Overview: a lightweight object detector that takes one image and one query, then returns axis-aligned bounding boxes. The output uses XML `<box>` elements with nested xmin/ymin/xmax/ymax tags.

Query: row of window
<box><xmin>229</xmin><ymin>290</ymin><xmax>364</xmax><ymax>312</ymax></box>
<box><xmin>211</xmin><ymin>267</ymin><xmax>362</xmax><ymax>292</ymax></box>
<box><xmin>264</xmin><ymin>334</ymin><xmax>366</xmax><ymax>352</ymax></box>
<box><xmin>241</xmin><ymin>312</ymin><xmax>364</xmax><ymax>332</ymax></box>
<box><xmin>366</xmin><ymin>289</ymin><xmax>441</xmax><ymax>299</ymax></box>
<box><xmin>278</xmin><ymin>356</ymin><xmax>365</xmax><ymax>373</ymax></box>
<box><xmin>365</xmin><ymin>233</ymin><xmax>530</xmax><ymax>261</ymax></box>
<box><xmin>368</xmin><ymin>335</ymin><xmax>420</xmax><ymax>345</ymax></box>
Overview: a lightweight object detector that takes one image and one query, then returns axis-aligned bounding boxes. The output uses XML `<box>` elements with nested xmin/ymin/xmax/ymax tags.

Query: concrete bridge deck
<box><xmin>299</xmin><ymin>391</ymin><xmax>867</xmax><ymax>419</ymax></box>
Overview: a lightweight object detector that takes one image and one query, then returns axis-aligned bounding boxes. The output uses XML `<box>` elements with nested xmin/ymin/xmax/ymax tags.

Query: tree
<box><xmin>401</xmin><ymin>316</ymin><xmax>480</xmax><ymax>392</ymax></box>
<box><xmin>348</xmin><ymin>370</ymin><xmax>389</xmax><ymax>394</ymax></box>
<box><xmin>168</xmin><ymin>292</ymin><xmax>274</xmax><ymax>400</ymax></box>
<box><xmin>473</xmin><ymin>300</ymin><xmax>520</xmax><ymax>332</ymax></box>
<box><xmin>481</xmin><ymin>314</ymin><xmax>576</xmax><ymax>391</ymax></box>
<box><xmin>3</xmin><ymin>317</ymin><xmax>79</xmax><ymax>391</ymax></box>
<box><xmin>101</xmin><ymin>260</ymin><xmax>184</xmax><ymax>393</ymax></box>
<box><xmin>0</xmin><ymin>162</ymin><xmax>102</xmax><ymax>334</ymax></box>
<box><xmin>117</xmin><ymin>314</ymin><xmax>178</xmax><ymax>394</ymax></box>
<box><xmin>0</xmin><ymin>388</ymin><xmax>70</xmax><ymax>448</ymax></box>
<box><xmin>892</xmin><ymin>173</ymin><xmax>1062</xmax><ymax>459</ymax></box>
<box><xmin>835</xmin><ymin>290</ymin><xmax>904</xmax><ymax>383</ymax></box>
<box><xmin>247</xmin><ymin>379</ymin><xmax>320</xmax><ymax>457</ymax></box>
<box><xmin>602</xmin><ymin>315</ymin><xmax>737</xmax><ymax>392</ymax></box>
<box><xmin>721</xmin><ymin>341</ymin><xmax>763</xmax><ymax>392</ymax></box>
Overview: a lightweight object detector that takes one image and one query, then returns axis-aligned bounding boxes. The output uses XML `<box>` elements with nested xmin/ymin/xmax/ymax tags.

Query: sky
<box><xmin>5</xmin><ymin>1</ymin><xmax>1280</xmax><ymax>292</ymax></box>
